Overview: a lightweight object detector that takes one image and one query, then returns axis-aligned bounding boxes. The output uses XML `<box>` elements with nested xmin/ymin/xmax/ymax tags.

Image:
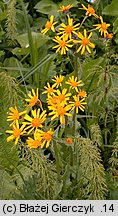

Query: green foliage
<box><xmin>77</xmin><ymin>137</ymin><xmax>107</xmax><ymax>199</ymax></box>
<box><xmin>0</xmin><ymin>0</ymin><xmax>118</xmax><ymax>200</ymax></box>
<box><xmin>6</xmin><ymin>0</ymin><xmax>17</xmax><ymax>45</ymax></box>
<box><xmin>34</xmin><ymin>0</ymin><xmax>59</xmax><ymax>16</ymax></box>
<box><xmin>0</xmin><ymin>72</ymin><xmax>20</xmax><ymax>108</ymax></box>
<box><xmin>102</xmin><ymin>0</ymin><xmax>118</xmax><ymax>16</ymax></box>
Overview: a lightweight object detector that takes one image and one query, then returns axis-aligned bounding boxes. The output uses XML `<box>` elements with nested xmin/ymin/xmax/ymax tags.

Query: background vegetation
<box><xmin>0</xmin><ymin>0</ymin><xmax>118</xmax><ymax>199</ymax></box>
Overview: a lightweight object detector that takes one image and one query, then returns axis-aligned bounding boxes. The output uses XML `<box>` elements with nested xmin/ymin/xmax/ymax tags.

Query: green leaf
<box><xmin>0</xmin><ymin>170</ymin><xmax>16</xmax><ymax>199</ymax></box>
<box><xmin>18</xmin><ymin>53</ymin><xmax>57</xmax><ymax>83</ymax></box>
<box><xmin>102</xmin><ymin>0</ymin><xmax>118</xmax><ymax>16</ymax></box>
<box><xmin>115</xmin><ymin>33</ymin><xmax>118</xmax><ymax>44</ymax></box>
<box><xmin>16</xmin><ymin>32</ymin><xmax>49</xmax><ymax>49</ymax></box>
<box><xmin>59</xmin><ymin>0</ymin><xmax>78</xmax><ymax>7</ymax></box>
<box><xmin>113</xmin><ymin>17</ymin><xmax>118</xmax><ymax>34</ymax></box>
<box><xmin>3</xmin><ymin>57</ymin><xmax>23</xmax><ymax>78</ymax></box>
<box><xmin>0</xmin><ymin>50</ymin><xmax>5</xmax><ymax>57</ymax></box>
<box><xmin>34</xmin><ymin>0</ymin><xmax>59</xmax><ymax>16</ymax></box>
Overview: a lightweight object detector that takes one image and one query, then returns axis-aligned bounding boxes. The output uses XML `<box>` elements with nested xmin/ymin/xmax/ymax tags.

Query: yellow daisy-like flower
<box><xmin>70</xmin><ymin>95</ymin><xmax>87</xmax><ymax>113</ymax></box>
<box><xmin>93</xmin><ymin>16</ymin><xmax>110</xmax><ymax>38</ymax></box>
<box><xmin>53</xmin><ymin>35</ymin><xmax>73</xmax><ymax>55</ymax></box>
<box><xmin>81</xmin><ymin>4</ymin><xmax>99</xmax><ymax>18</ymax></box>
<box><xmin>66</xmin><ymin>76</ymin><xmax>83</xmax><ymax>92</ymax></box>
<box><xmin>27</xmin><ymin>132</ymin><xmax>42</xmax><ymax>149</ymax></box>
<box><xmin>25</xmin><ymin>88</ymin><xmax>41</xmax><ymax>107</ymax></box>
<box><xmin>7</xmin><ymin>106</ymin><xmax>27</xmax><ymax>126</ymax></box>
<box><xmin>58</xmin><ymin>17</ymin><xmax>80</xmax><ymax>39</ymax></box>
<box><xmin>78</xmin><ymin>90</ymin><xmax>87</xmax><ymax>98</ymax></box>
<box><xmin>49</xmin><ymin>104</ymin><xmax>72</xmax><ymax>124</ymax></box>
<box><xmin>22</xmin><ymin>109</ymin><xmax>47</xmax><ymax>134</ymax></box>
<box><xmin>42</xmin><ymin>82</ymin><xmax>56</xmax><ymax>95</ymax></box>
<box><xmin>41</xmin><ymin>15</ymin><xmax>57</xmax><ymax>34</ymax></box>
<box><xmin>52</xmin><ymin>75</ymin><xmax>64</xmax><ymax>88</ymax></box>
<box><xmin>58</xmin><ymin>4</ymin><xmax>73</xmax><ymax>12</ymax></box>
<box><xmin>6</xmin><ymin>121</ymin><xmax>26</xmax><ymax>145</ymax></box>
<box><xmin>55</xmin><ymin>88</ymin><xmax>71</xmax><ymax>105</ymax></box>
<box><xmin>47</xmin><ymin>94</ymin><xmax>58</xmax><ymax>108</ymax></box>
<box><xmin>75</xmin><ymin>29</ymin><xmax>95</xmax><ymax>54</ymax></box>
<box><xmin>37</xmin><ymin>128</ymin><xmax>53</xmax><ymax>148</ymax></box>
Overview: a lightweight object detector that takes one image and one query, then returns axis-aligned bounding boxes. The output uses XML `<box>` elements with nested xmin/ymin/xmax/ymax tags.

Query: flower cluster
<box><xmin>41</xmin><ymin>3</ymin><xmax>112</xmax><ymax>55</ymax></box>
<box><xmin>6</xmin><ymin>76</ymin><xmax>87</xmax><ymax>148</ymax></box>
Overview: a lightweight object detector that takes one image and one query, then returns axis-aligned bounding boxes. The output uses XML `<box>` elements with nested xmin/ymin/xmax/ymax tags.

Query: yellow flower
<box><xmin>70</xmin><ymin>95</ymin><xmax>87</xmax><ymax>113</ymax></box>
<box><xmin>58</xmin><ymin>17</ymin><xmax>80</xmax><ymax>39</ymax></box>
<box><xmin>66</xmin><ymin>76</ymin><xmax>83</xmax><ymax>92</ymax></box>
<box><xmin>81</xmin><ymin>4</ymin><xmax>99</xmax><ymax>18</ymax></box>
<box><xmin>22</xmin><ymin>109</ymin><xmax>47</xmax><ymax>134</ymax></box>
<box><xmin>27</xmin><ymin>132</ymin><xmax>42</xmax><ymax>149</ymax></box>
<box><xmin>41</xmin><ymin>15</ymin><xmax>57</xmax><ymax>34</ymax></box>
<box><xmin>75</xmin><ymin>29</ymin><xmax>95</xmax><ymax>54</ymax></box>
<box><xmin>78</xmin><ymin>90</ymin><xmax>87</xmax><ymax>98</ymax></box>
<box><xmin>42</xmin><ymin>82</ymin><xmax>56</xmax><ymax>95</ymax></box>
<box><xmin>93</xmin><ymin>16</ymin><xmax>110</xmax><ymax>38</ymax></box>
<box><xmin>25</xmin><ymin>88</ymin><xmax>41</xmax><ymax>107</ymax></box>
<box><xmin>53</xmin><ymin>35</ymin><xmax>73</xmax><ymax>55</ymax></box>
<box><xmin>37</xmin><ymin>128</ymin><xmax>53</xmax><ymax>148</ymax></box>
<box><xmin>52</xmin><ymin>75</ymin><xmax>64</xmax><ymax>88</ymax></box>
<box><xmin>47</xmin><ymin>94</ymin><xmax>58</xmax><ymax>108</ymax></box>
<box><xmin>7</xmin><ymin>106</ymin><xmax>27</xmax><ymax>126</ymax></box>
<box><xmin>6</xmin><ymin>121</ymin><xmax>26</xmax><ymax>145</ymax></box>
<box><xmin>49</xmin><ymin>104</ymin><xmax>72</xmax><ymax>124</ymax></box>
<box><xmin>58</xmin><ymin>4</ymin><xmax>73</xmax><ymax>12</ymax></box>
<box><xmin>55</xmin><ymin>88</ymin><xmax>71</xmax><ymax>105</ymax></box>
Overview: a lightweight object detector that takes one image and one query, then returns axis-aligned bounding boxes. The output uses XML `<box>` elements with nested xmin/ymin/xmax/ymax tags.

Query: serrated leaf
<box><xmin>102</xmin><ymin>0</ymin><xmax>118</xmax><ymax>16</ymax></box>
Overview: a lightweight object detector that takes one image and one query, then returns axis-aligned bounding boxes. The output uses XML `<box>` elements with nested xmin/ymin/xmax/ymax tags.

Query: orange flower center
<box><xmin>71</xmin><ymin>81</ymin><xmax>78</xmax><ymax>87</ymax></box>
<box><xmin>58</xmin><ymin>94</ymin><xmax>65</xmax><ymax>101</ymax></box>
<box><xmin>74</xmin><ymin>100</ymin><xmax>81</xmax><ymax>107</ymax></box>
<box><xmin>13</xmin><ymin>128</ymin><xmax>21</xmax><ymax>138</ymax></box>
<box><xmin>65</xmin><ymin>25</ymin><xmax>73</xmax><ymax>34</ymax></box>
<box><xmin>47</xmin><ymin>87</ymin><xmax>54</xmax><ymax>94</ymax></box>
<box><xmin>13</xmin><ymin>110</ymin><xmax>19</xmax><ymax>120</ymax></box>
<box><xmin>82</xmin><ymin>38</ymin><xmax>90</xmax><ymax>46</ymax></box>
<box><xmin>101</xmin><ymin>22</ymin><xmax>107</xmax><ymax>30</ymax></box>
<box><xmin>33</xmin><ymin>140</ymin><xmax>41</xmax><ymax>148</ymax></box>
<box><xmin>56</xmin><ymin>79</ymin><xmax>62</xmax><ymax>84</ymax></box>
<box><xmin>32</xmin><ymin>118</ymin><xmax>41</xmax><ymax>127</ymax></box>
<box><xmin>88</xmin><ymin>7</ymin><xmax>95</xmax><ymax>15</ymax></box>
<box><xmin>66</xmin><ymin>137</ymin><xmax>73</xmax><ymax>144</ymax></box>
<box><xmin>50</xmin><ymin>96</ymin><xmax>58</xmax><ymax>104</ymax></box>
<box><xmin>30</xmin><ymin>96</ymin><xmax>38</xmax><ymax>105</ymax></box>
<box><xmin>43</xmin><ymin>132</ymin><xmax>52</xmax><ymax>141</ymax></box>
<box><xmin>46</xmin><ymin>21</ymin><xmax>52</xmax><ymax>29</ymax></box>
<box><xmin>57</xmin><ymin>107</ymin><xmax>66</xmax><ymax>115</ymax></box>
<box><xmin>59</xmin><ymin>40</ymin><xmax>66</xmax><ymax>47</ymax></box>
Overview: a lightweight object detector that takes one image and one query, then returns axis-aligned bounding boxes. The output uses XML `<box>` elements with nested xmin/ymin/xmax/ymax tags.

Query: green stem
<box><xmin>53</xmin><ymin>140</ymin><xmax>60</xmax><ymax>179</ymax></box>
<box><xmin>70</xmin><ymin>110</ymin><xmax>76</xmax><ymax>166</ymax></box>
<box><xmin>79</xmin><ymin>16</ymin><xmax>88</xmax><ymax>29</ymax></box>
<box><xmin>74</xmin><ymin>53</ymin><xmax>78</xmax><ymax>78</ymax></box>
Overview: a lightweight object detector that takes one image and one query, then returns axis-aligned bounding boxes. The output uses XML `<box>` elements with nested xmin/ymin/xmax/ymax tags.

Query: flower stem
<box><xmin>74</xmin><ymin>53</ymin><xmax>78</xmax><ymax>78</ymax></box>
<box><xmin>53</xmin><ymin>140</ymin><xmax>60</xmax><ymax>179</ymax></box>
